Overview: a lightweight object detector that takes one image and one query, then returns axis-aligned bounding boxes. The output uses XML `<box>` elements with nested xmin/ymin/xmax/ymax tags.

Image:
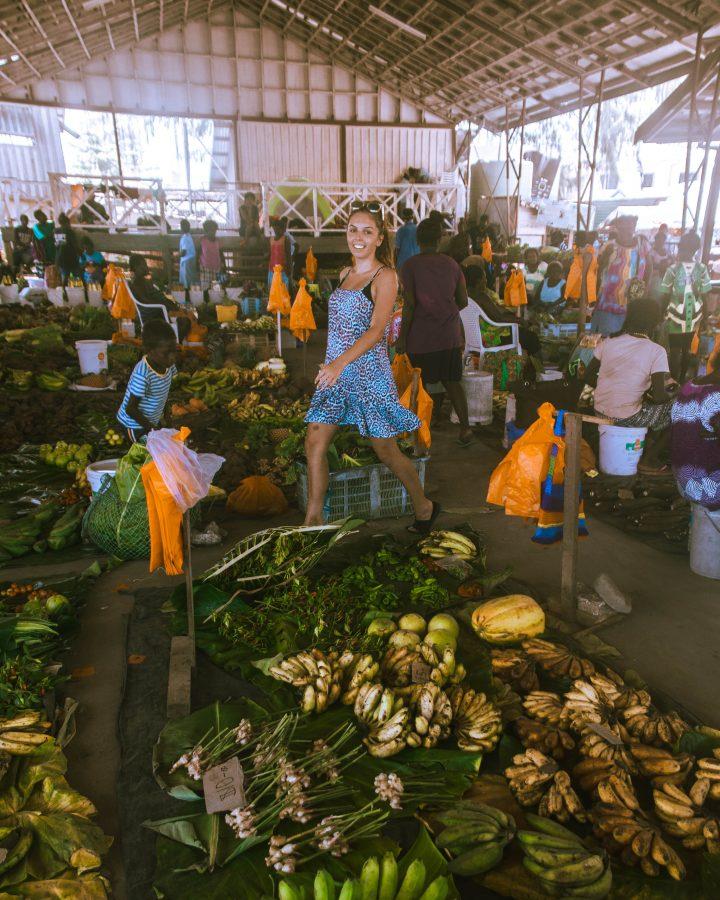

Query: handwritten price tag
<box><xmin>203</xmin><ymin>756</ymin><xmax>245</xmax><ymax>814</ymax></box>
<box><xmin>411</xmin><ymin>660</ymin><xmax>433</xmax><ymax>684</ymax></box>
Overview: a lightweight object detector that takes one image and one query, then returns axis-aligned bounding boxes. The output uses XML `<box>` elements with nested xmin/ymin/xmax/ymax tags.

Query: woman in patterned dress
<box><xmin>304</xmin><ymin>204</ymin><xmax>439</xmax><ymax>530</ymax></box>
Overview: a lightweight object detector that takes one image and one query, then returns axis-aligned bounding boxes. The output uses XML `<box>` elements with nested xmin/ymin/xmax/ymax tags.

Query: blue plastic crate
<box><xmin>241</xmin><ymin>296</ymin><xmax>265</xmax><ymax>318</ymax></box>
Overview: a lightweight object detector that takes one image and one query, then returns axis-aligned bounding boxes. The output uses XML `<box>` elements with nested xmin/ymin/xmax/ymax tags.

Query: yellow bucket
<box><xmin>216</xmin><ymin>304</ymin><xmax>238</xmax><ymax>323</ymax></box>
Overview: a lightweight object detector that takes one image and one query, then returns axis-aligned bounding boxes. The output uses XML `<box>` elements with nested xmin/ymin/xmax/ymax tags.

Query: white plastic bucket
<box><xmin>689</xmin><ymin>503</ymin><xmax>720</xmax><ymax>579</ymax></box>
<box><xmin>86</xmin><ymin>458</ymin><xmax>119</xmax><ymax>494</ymax></box>
<box><xmin>65</xmin><ymin>287</ymin><xmax>85</xmax><ymax>306</ymax></box>
<box><xmin>451</xmin><ymin>371</ymin><xmax>493</xmax><ymax>426</ymax></box>
<box><xmin>598</xmin><ymin>424</ymin><xmax>647</xmax><ymax>476</ymax></box>
<box><xmin>75</xmin><ymin>339</ymin><xmax>109</xmax><ymax>374</ymax></box>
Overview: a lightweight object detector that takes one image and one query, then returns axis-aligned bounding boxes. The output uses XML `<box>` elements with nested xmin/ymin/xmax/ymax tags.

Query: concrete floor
<box><xmin>7</xmin><ymin>344</ymin><xmax>719</xmax><ymax>899</ymax></box>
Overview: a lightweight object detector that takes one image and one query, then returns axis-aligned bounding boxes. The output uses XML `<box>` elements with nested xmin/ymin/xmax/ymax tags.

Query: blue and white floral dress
<box><xmin>306</xmin><ymin>268</ymin><xmax>420</xmax><ymax>438</ymax></box>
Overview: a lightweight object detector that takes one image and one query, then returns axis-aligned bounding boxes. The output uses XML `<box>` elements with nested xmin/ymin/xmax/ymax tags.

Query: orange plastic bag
<box><xmin>504</xmin><ymin>269</ymin><xmax>528</xmax><ymax>308</ymax></box>
<box><xmin>226</xmin><ymin>476</ymin><xmax>289</xmax><ymax>517</ymax></box>
<box><xmin>268</xmin><ymin>264</ymin><xmax>291</xmax><ymax>316</ymax></box>
<box><xmin>111</xmin><ymin>278</ymin><xmax>136</xmax><ymax>320</ymax></box>
<box><xmin>564</xmin><ymin>246</ymin><xmax>597</xmax><ymax>304</ymax></box>
<box><xmin>289</xmin><ymin>278</ymin><xmax>316</xmax><ymax>342</ymax></box>
<box><xmin>391</xmin><ymin>353</ymin><xmax>415</xmax><ymax>397</ymax></box>
<box><xmin>305</xmin><ymin>248</ymin><xmax>318</xmax><ymax>282</ymax></box>
<box><xmin>487</xmin><ymin>402</ymin><xmax>560</xmax><ymax>518</ymax></box>
<box><xmin>398</xmin><ymin>370</ymin><xmax>433</xmax><ymax>449</ymax></box>
<box><xmin>482</xmin><ymin>237</ymin><xmax>493</xmax><ymax>263</ymax></box>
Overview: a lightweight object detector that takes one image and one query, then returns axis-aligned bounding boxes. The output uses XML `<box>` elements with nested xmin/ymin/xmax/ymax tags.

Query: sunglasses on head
<box><xmin>350</xmin><ymin>200</ymin><xmax>382</xmax><ymax>213</ymax></box>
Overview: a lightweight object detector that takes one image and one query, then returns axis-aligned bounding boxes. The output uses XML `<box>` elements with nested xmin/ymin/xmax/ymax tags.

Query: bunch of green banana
<box><xmin>505</xmin><ymin>748</ymin><xmax>559</xmax><ymax>806</ymax></box>
<box><xmin>354</xmin><ymin>682</ymin><xmax>404</xmax><ymax>728</ymax></box>
<box><xmin>9</xmin><ymin>369</ymin><xmax>33</xmax><ymax>391</ymax></box>
<box><xmin>279</xmin><ymin>852</ymin><xmax>452</xmax><ymax>900</ymax></box>
<box><xmin>418</xmin><ymin>530</ymin><xmax>477</xmax><ymax>561</ymax></box>
<box><xmin>364</xmin><ymin>706</ymin><xmax>411</xmax><ymax>758</ymax></box>
<box><xmin>0</xmin><ymin>710</ymin><xmax>51</xmax><ymax>755</ymax></box>
<box><xmin>338</xmin><ymin>652</ymin><xmax>380</xmax><ymax>705</ymax></box>
<box><xmin>46</xmin><ymin>502</ymin><xmax>85</xmax><ymax>551</ymax></box>
<box><xmin>35</xmin><ymin>371</ymin><xmax>69</xmax><ymax>391</ymax></box>
<box><xmin>269</xmin><ymin>650</ymin><xmax>342</xmax><ymax>713</ymax></box>
<box><xmin>380</xmin><ymin>645</ymin><xmax>420</xmax><ymax>689</ymax></box>
<box><xmin>653</xmin><ymin>780</ymin><xmax>720</xmax><ymax>852</ymax></box>
<box><xmin>518</xmin><ymin>814</ymin><xmax>612</xmax><ymax>897</ymax></box>
<box><xmin>406</xmin><ymin>683</ymin><xmax>452</xmax><ymax>749</ymax></box>
<box><xmin>177</xmin><ymin>368</ymin><xmax>236</xmax><ymax>406</ymax></box>
<box><xmin>0</xmin><ymin>517</ymin><xmax>42</xmax><ymax>558</ymax></box>
<box><xmin>418</xmin><ymin>643</ymin><xmax>466</xmax><ymax>688</ymax></box>
<box><xmin>696</xmin><ymin>748</ymin><xmax>720</xmax><ymax>801</ymax></box>
<box><xmin>434</xmin><ymin>801</ymin><xmax>515</xmax><ymax>876</ymax></box>
<box><xmin>447</xmin><ymin>685</ymin><xmax>502</xmax><ymax>752</ymax></box>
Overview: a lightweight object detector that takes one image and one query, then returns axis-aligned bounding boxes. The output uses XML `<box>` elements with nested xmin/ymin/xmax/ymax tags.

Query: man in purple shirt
<box><xmin>396</xmin><ymin>217</ymin><xmax>472</xmax><ymax>445</ymax></box>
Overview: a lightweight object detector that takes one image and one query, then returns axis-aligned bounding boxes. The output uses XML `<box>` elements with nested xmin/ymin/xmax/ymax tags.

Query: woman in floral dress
<box><xmin>304</xmin><ymin>204</ymin><xmax>438</xmax><ymax>530</ymax></box>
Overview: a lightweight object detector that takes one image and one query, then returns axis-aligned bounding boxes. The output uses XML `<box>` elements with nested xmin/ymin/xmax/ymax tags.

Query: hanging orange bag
<box><xmin>482</xmin><ymin>237</ymin><xmax>493</xmax><ymax>263</ymax></box>
<box><xmin>289</xmin><ymin>278</ymin><xmax>317</xmax><ymax>343</ymax></box>
<box><xmin>391</xmin><ymin>352</ymin><xmax>415</xmax><ymax>397</ymax></box>
<box><xmin>305</xmin><ymin>248</ymin><xmax>318</xmax><ymax>282</ymax></box>
<box><xmin>398</xmin><ymin>369</ymin><xmax>433</xmax><ymax>449</ymax></box>
<box><xmin>111</xmin><ymin>278</ymin><xmax>137</xmax><ymax>320</ymax></box>
<box><xmin>268</xmin><ymin>265</ymin><xmax>291</xmax><ymax>317</ymax></box>
<box><xmin>504</xmin><ymin>269</ymin><xmax>528</xmax><ymax>308</ymax></box>
<box><xmin>564</xmin><ymin>246</ymin><xmax>597</xmax><ymax>304</ymax></box>
<box><xmin>226</xmin><ymin>475</ymin><xmax>289</xmax><ymax>517</ymax></box>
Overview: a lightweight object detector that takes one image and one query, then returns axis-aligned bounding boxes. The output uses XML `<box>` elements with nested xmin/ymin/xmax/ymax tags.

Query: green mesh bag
<box><xmin>82</xmin><ymin>475</ymin><xmax>151</xmax><ymax>559</ymax></box>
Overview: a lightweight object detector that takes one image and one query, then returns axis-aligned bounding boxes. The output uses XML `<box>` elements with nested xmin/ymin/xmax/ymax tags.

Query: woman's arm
<box><xmin>651</xmin><ymin>371</ymin><xmax>669</xmax><ymax>404</ymax></box>
<box><xmin>455</xmin><ymin>274</ymin><xmax>468</xmax><ymax>311</ymax></box>
<box><xmin>126</xmin><ymin>394</ymin><xmax>154</xmax><ymax>431</ymax></box>
<box><xmin>583</xmin><ymin>357</ymin><xmax>601</xmax><ymax>387</ymax></box>
<box><xmin>316</xmin><ymin>269</ymin><xmax>398</xmax><ymax>389</ymax></box>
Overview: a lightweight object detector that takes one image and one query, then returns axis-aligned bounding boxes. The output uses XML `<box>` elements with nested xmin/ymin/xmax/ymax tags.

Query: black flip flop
<box><xmin>407</xmin><ymin>500</ymin><xmax>442</xmax><ymax>535</ymax></box>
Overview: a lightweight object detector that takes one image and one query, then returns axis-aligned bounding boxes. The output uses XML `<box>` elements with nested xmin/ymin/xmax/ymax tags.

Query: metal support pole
<box><xmin>576</xmin><ymin>76</ymin><xmax>584</xmax><ymax>234</ymax></box>
<box><xmin>505</xmin><ymin>105</ymin><xmax>511</xmax><ymax>239</ymax></box>
<box><xmin>111</xmin><ymin>112</ymin><xmax>124</xmax><ymax>184</ymax></box>
<box><xmin>576</xmin><ymin>72</ymin><xmax>604</xmax><ymax>234</ymax></box>
<box><xmin>701</xmin><ymin>147</ymin><xmax>720</xmax><ymax>263</ymax></box>
<box><xmin>694</xmin><ymin>68</ymin><xmax>720</xmax><ymax>229</ymax></box>
<box><xmin>559</xmin><ymin>413</ymin><xmax>582</xmax><ymax>622</ymax></box>
<box><xmin>585</xmin><ymin>71</ymin><xmax>604</xmax><ymax>231</ymax></box>
<box><xmin>682</xmin><ymin>29</ymin><xmax>705</xmax><ymax>231</ymax></box>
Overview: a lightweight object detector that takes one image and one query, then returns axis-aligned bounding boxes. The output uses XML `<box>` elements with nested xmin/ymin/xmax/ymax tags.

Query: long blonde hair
<box><xmin>347</xmin><ymin>208</ymin><xmax>395</xmax><ymax>269</ymax></box>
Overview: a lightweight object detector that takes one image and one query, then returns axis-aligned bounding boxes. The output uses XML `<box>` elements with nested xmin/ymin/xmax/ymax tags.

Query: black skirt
<box><xmin>408</xmin><ymin>346</ymin><xmax>463</xmax><ymax>384</ymax></box>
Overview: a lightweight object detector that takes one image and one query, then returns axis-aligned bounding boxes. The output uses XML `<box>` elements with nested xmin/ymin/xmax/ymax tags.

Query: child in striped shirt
<box><xmin>117</xmin><ymin>320</ymin><xmax>178</xmax><ymax>442</ymax></box>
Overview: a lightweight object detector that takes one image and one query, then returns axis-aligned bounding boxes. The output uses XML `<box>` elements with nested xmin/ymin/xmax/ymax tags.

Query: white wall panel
<box><xmin>238</xmin><ymin>122</ymin><xmax>341</xmax><ymax>183</ymax></box>
<box><xmin>0</xmin><ymin>104</ymin><xmax>65</xmax><ymax>182</ymax></box>
<box><xmin>346</xmin><ymin>126</ymin><xmax>453</xmax><ymax>182</ymax></box>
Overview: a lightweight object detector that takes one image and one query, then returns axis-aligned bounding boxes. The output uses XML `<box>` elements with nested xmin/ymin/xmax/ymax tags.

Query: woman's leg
<box><xmin>370</xmin><ymin>437</ymin><xmax>433</xmax><ymax>520</ymax></box>
<box><xmin>441</xmin><ymin>380</ymin><xmax>472</xmax><ymax>441</ymax></box>
<box><xmin>304</xmin><ymin>422</ymin><xmax>339</xmax><ymax>524</ymax></box>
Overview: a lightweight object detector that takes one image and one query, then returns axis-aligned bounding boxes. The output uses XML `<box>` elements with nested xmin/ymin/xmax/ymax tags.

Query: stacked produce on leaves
<box><xmin>518</xmin><ymin>814</ymin><xmax>612</xmax><ymax>897</ymax></box>
<box><xmin>104</xmin><ymin>428</ymin><xmax>123</xmax><ymax>448</ymax></box>
<box><xmin>584</xmin><ymin>474</ymin><xmax>690</xmax><ymax>544</ymax></box>
<box><xmin>0</xmin><ymin>499</ymin><xmax>86</xmax><ymax>562</ymax></box>
<box><xmin>40</xmin><ymin>441</ymin><xmax>93</xmax><ymax>474</ymax></box>
<box><xmin>434</xmin><ymin>801</ymin><xmax>516</xmax><ymax>876</ymax></box>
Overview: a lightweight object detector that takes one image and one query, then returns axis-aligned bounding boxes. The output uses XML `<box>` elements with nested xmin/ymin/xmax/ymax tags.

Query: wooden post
<box><xmin>183</xmin><ymin>509</ymin><xmax>195</xmax><ymax>669</ymax></box>
<box><xmin>559</xmin><ymin>412</ymin><xmax>582</xmax><ymax>621</ymax></box>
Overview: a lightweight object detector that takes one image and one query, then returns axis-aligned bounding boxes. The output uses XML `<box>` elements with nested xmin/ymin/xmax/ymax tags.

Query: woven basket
<box><xmin>269</xmin><ymin>427</ymin><xmax>291</xmax><ymax>444</ymax></box>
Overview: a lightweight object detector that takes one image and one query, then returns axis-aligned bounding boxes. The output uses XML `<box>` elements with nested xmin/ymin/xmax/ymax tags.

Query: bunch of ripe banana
<box><xmin>578</xmin><ymin>724</ymin><xmax>636</xmax><ymax>772</ymax></box>
<box><xmin>695</xmin><ymin>748</ymin><xmax>720</xmax><ymax>801</ymax></box>
<box><xmin>0</xmin><ymin>711</ymin><xmax>51</xmax><ymax>755</ymax></box>
<box><xmin>269</xmin><ymin>649</ymin><xmax>342</xmax><ymax>713</ymax></box>
<box><xmin>537</xmin><ymin>770</ymin><xmax>587</xmax><ymax>823</ymax></box>
<box><xmin>523</xmin><ymin>690</ymin><xmax>569</xmax><ymax>728</ymax></box>
<box><xmin>434</xmin><ymin>801</ymin><xmax>516</xmax><ymax>876</ymax></box>
<box><xmin>590</xmin><ymin>781</ymin><xmax>686</xmax><ymax>880</ymax></box>
<box><xmin>621</xmin><ymin>703</ymin><xmax>690</xmax><ymax>747</ymax></box>
<box><xmin>629</xmin><ymin>743</ymin><xmax>693</xmax><ymax>787</ymax></box>
<box><xmin>491</xmin><ymin>678</ymin><xmax>523</xmax><ymax>725</ymax></box>
<box><xmin>336</xmin><ymin>651</ymin><xmax>381</xmax><ymax>705</ymax></box>
<box><xmin>572</xmin><ymin>758</ymin><xmax>634</xmax><ymax>796</ymax></box>
<box><xmin>518</xmin><ymin>814</ymin><xmax>612</xmax><ymax>898</ymax></box>
<box><xmin>522</xmin><ymin>638</ymin><xmax>596</xmax><ymax>680</ymax></box>
<box><xmin>653</xmin><ymin>780</ymin><xmax>720</xmax><ymax>852</ymax></box>
<box><xmin>418</xmin><ymin>642</ymin><xmax>466</xmax><ymax>688</ymax></box>
<box><xmin>505</xmin><ymin>748</ymin><xmax>559</xmax><ymax>807</ymax></box>
<box><xmin>379</xmin><ymin>645</ymin><xmax>419</xmax><ymax>690</ymax></box>
<box><xmin>354</xmin><ymin>682</ymin><xmax>404</xmax><ymax>729</ymax></box>
<box><xmin>406</xmin><ymin>683</ymin><xmax>452</xmax><ymax>749</ymax></box>
<box><xmin>514</xmin><ymin>715</ymin><xmax>575</xmax><ymax>760</ymax></box>
<box><xmin>447</xmin><ymin>685</ymin><xmax>502</xmax><ymax>752</ymax></box>
<box><xmin>490</xmin><ymin>647</ymin><xmax>539</xmax><ymax>693</ymax></box>
<box><xmin>563</xmin><ymin>678</ymin><xmax>622</xmax><ymax>731</ymax></box>
<box><xmin>586</xmin><ymin>671</ymin><xmax>650</xmax><ymax>712</ymax></box>
<box><xmin>363</xmin><ymin>705</ymin><xmax>411</xmax><ymax>758</ymax></box>
<box><xmin>417</xmin><ymin>530</ymin><xmax>477</xmax><ymax>561</ymax></box>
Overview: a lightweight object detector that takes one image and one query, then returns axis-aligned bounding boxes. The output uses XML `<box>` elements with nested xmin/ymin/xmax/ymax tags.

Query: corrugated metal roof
<box><xmin>0</xmin><ymin>104</ymin><xmax>64</xmax><ymax>183</ymax></box>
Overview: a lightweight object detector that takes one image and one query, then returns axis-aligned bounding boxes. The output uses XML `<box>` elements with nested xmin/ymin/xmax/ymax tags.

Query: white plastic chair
<box><xmin>460</xmin><ymin>297</ymin><xmax>521</xmax><ymax>359</ymax></box>
<box><xmin>126</xmin><ymin>283</ymin><xmax>179</xmax><ymax>340</ymax></box>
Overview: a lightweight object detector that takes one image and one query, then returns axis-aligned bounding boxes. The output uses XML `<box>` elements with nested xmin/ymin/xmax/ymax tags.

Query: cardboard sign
<box><xmin>411</xmin><ymin>660</ymin><xmax>433</xmax><ymax>684</ymax></box>
<box><xmin>584</xmin><ymin>722</ymin><xmax>623</xmax><ymax>746</ymax></box>
<box><xmin>203</xmin><ymin>756</ymin><xmax>245</xmax><ymax>814</ymax></box>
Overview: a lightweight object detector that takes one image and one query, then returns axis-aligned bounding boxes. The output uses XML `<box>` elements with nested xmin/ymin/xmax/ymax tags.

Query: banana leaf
<box><xmin>143</xmin><ymin>810</ymin><xmax>256</xmax><ymax>870</ymax></box>
<box><xmin>114</xmin><ymin>443</ymin><xmax>150</xmax><ymax>504</ymax></box>
<box><xmin>0</xmin><ymin>871</ymin><xmax>109</xmax><ymax>898</ymax></box>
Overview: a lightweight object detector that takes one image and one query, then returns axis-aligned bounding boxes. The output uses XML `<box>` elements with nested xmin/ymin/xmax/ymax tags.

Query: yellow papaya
<box><xmin>471</xmin><ymin>594</ymin><xmax>545</xmax><ymax>645</ymax></box>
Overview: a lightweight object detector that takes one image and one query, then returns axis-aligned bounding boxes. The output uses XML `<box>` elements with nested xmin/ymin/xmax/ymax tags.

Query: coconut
<box><xmin>367</xmin><ymin>617</ymin><xmax>397</xmax><ymax>637</ymax></box>
<box><xmin>388</xmin><ymin>630</ymin><xmax>422</xmax><ymax>649</ymax></box>
<box><xmin>398</xmin><ymin>613</ymin><xmax>426</xmax><ymax>635</ymax></box>
<box><xmin>423</xmin><ymin>628</ymin><xmax>457</xmax><ymax>652</ymax></box>
<box><xmin>427</xmin><ymin>613</ymin><xmax>459</xmax><ymax>639</ymax></box>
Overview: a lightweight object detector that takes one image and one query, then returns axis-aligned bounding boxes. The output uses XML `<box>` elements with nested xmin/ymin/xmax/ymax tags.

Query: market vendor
<box><xmin>521</xmin><ymin>247</ymin><xmax>547</xmax><ymax>299</ymax></box>
<box><xmin>32</xmin><ymin>209</ymin><xmax>55</xmax><ymax>276</ymax></box>
<box><xmin>12</xmin><ymin>214</ymin><xmax>34</xmax><ymax>273</ymax></box>
<box><xmin>117</xmin><ymin>319</ymin><xmax>178</xmax><ymax>443</ymax></box>
<box><xmin>591</xmin><ymin>215</ymin><xmax>653</xmax><ymax>335</ymax></box>
<box><xmin>267</xmin><ymin>217</ymin><xmax>293</xmax><ymax>289</ymax></box>
<box><xmin>178</xmin><ymin>218</ymin><xmax>197</xmax><ymax>303</ymax></box>
<box><xmin>584</xmin><ymin>297</ymin><xmax>673</xmax><ymax>473</ymax></box>
<box><xmin>128</xmin><ymin>254</ymin><xmax>192</xmax><ymax>343</ymax></box>
<box><xmin>54</xmin><ymin>213</ymin><xmax>81</xmax><ymax>286</ymax></box>
<box><xmin>660</xmin><ymin>231</ymin><xmax>712</xmax><ymax>382</ymax></box>
<box><xmin>535</xmin><ymin>260</ymin><xmax>566</xmax><ymax>310</ymax></box>
<box><xmin>671</xmin><ymin>360</ymin><xmax>720</xmax><ymax>511</ymax></box>
<box><xmin>79</xmin><ymin>237</ymin><xmax>106</xmax><ymax>285</ymax></box>
<box><xmin>397</xmin><ymin>216</ymin><xmax>473</xmax><ymax>445</ymax></box>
